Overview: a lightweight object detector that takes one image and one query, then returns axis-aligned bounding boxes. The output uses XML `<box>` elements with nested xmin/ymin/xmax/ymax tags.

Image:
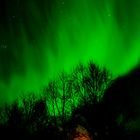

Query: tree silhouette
<box><xmin>0</xmin><ymin>61</ymin><xmax>113</xmax><ymax>139</ymax></box>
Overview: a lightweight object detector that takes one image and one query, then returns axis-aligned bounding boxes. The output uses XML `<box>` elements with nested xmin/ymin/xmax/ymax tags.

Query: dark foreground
<box><xmin>0</xmin><ymin>66</ymin><xmax>140</xmax><ymax>140</ymax></box>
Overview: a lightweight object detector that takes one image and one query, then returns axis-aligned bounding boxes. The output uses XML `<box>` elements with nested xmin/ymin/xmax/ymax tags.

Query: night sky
<box><xmin>0</xmin><ymin>0</ymin><xmax>140</xmax><ymax>105</ymax></box>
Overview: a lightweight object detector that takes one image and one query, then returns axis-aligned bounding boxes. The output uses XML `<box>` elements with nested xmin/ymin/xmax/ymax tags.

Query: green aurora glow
<box><xmin>0</xmin><ymin>0</ymin><xmax>140</xmax><ymax>105</ymax></box>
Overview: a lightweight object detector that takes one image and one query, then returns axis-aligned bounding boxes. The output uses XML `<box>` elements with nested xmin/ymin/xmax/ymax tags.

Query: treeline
<box><xmin>0</xmin><ymin>61</ymin><xmax>112</xmax><ymax>139</ymax></box>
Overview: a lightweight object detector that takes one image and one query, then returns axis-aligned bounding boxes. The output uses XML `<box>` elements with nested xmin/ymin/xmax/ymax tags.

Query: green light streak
<box><xmin>0</xmin><ymin>0</ymin><xmax>140</xmax><ymax>107</ymax></box>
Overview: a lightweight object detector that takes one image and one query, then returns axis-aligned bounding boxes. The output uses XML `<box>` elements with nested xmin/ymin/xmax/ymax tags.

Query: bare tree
<box><xmin>45</xmin><ymin>80</ymin><xmax>61</xmax><ymax>127</ymax></box>
<box><xmin>82</xmin><ymin>61</ymin><xmax>112</xmax><ymax>102</ymax></box>
<box><xmin>42</xmin><ymin>61</ymin><xmax>112</xmax><ymax>132</ymax></box>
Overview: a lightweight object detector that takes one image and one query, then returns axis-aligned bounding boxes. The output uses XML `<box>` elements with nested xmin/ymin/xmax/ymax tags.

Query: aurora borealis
<box><xmin>0</xmin><ymin>0</ymin><xmax>140</xmax><ymax>105</ymax></box>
